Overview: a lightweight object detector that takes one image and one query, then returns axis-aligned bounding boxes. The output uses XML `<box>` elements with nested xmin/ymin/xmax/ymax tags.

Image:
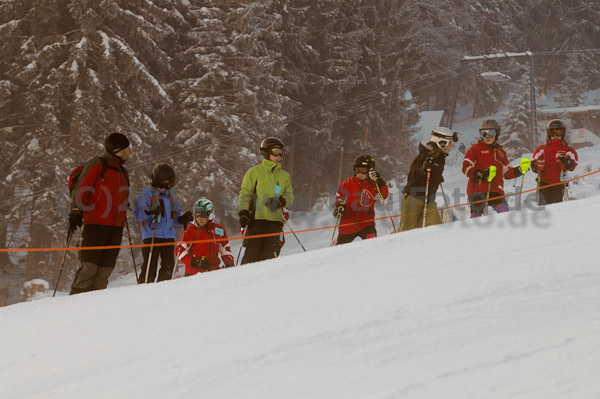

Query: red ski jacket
<box><xmin>72</xmin><ymin>153</ymin><xmax>130</xmax><ymax>227</ymax></box>
<box><xmin>462</xmin><ymin>141</ymin><xmax>520</xmax><ymax>196</ymax></box>
<box><xmin>335</xmin><ymin>177</ymin><xmax>389</xmax><ymax>235</ymax></box>
<box><xmin>532</xmin><ymin>139</ymin><xmax>578</xmax><ymax>184</ymax></box>
<box><xmin>175</xmin><ymin>221</ymin><xmax>234</xmax><ymax>275</ymax></box>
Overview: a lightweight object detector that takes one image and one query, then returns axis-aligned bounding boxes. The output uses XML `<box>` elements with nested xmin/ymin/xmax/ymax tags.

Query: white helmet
<box><xmin>430</xmin><ymin>127</ymin><xmax>454</xmax><ymax>149</ymax></box>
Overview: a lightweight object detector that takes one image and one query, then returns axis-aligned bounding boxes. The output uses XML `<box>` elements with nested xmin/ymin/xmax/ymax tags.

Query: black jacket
<box><xmin>403</xmin><ymin>142</ymin><xmax>447</xmax><ymax>203</ymax></box>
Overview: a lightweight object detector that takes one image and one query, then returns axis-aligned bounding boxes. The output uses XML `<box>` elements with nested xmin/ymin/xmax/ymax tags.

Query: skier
<box><xmin>238</xmin><ymin>137</ymin><xmax>294</xmax><ymax>264</ymax></box>
<box><xmin>531</xmin><ymin>119</ymin><xmax>578</xmax><ymax>205</ymax></box>
<box><xmin>175</xmin><ymin>198</ymin><xmax>234</xmax><ymax>275</ymax></box>
<box><xmin>134</xmin><ymin>163</ymin><xmax>193</xmax><ymax>283</ymax></box>
<box><xmin>68</xmin><ymin>132</ymin><xmax>131</xmax><ymax>294</ymax></box>
<box><xmin>400</xmin><ymin>127</ymin><xmax>455</xmax><ymax>231</ymax></box>
<box><xmin>462</xmin><ymin>120</ymin><xmax>523</xmax><ymax>217</ymax></box>
<box><xmin>333</xmin><ymin>154</ymin><xmax>389</xmax><ymax>244</ymax></box>
<box><xmin>458</xmin><ymin>142</ymin><xmax>466</xmax><ymax>154</ymax></box>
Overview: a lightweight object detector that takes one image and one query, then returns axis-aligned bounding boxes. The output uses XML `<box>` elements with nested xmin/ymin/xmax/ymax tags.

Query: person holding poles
<box><xmin>238</xmin><ymin>137</ymin><xmax>294</xmax><ymax>264</ymax></box>
<box><xmin>175</xmin><ymin>198</ymin><xmax>234</xmax><ymax>276</ymax></box>
<box><xmin>134</xmin><ymin>163</ymin><xmax>193</xmax><ymax>283</ymax></box>
<box><xmin>333</xmin><ymin>154</ymin><xmax>389</xmax><ymax>245</ymax></box>
<box><xmin>68</xmin><ymin>133</ymin><xmax>132</xmax><ymax>294</ymax></box>
<box><xmin>462</xmin><ymin>120</ymin><xmax>523</xmax><ymax>217</ymax></box>
<box><xmin>400</xmin><ymin>127</ymin><xmax>456</xmax><ymax>232</ymax></box>
<box><xmin>531</xmin><ymin>119</ymin><xmax>578</xmax><ymax>205</ymax></box>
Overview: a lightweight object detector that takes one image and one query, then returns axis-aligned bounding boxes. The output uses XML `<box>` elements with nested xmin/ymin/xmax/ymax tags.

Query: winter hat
<box><xmin>105</xmin><ymin>132</ymin><xmax>130</xmax><ymax>156</ymax></box>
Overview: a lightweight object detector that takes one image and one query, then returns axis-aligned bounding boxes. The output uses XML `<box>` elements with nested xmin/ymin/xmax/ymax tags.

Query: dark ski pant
<box><xmin>70</xmin><ymin>225</ymin><xmax>123</xmax><ymax>295</ymax></box>
<box><xmin>336</xmin><ymin>224</ymin><xmax>376</xmax><ymax>245</ymax></box>
<box><xmin>241</xmin><ymin>220</ymin><xmax>283</xmax><ymax>265</ymax></box>
<box><xmin>138</xmin><ymin>238</ymin><xmax>175</xmax><ymax>283</ymax></box>
<box><xmin>399</xmin><ymin>194</ymin><xmax>441</xmax><ymax>232</ymax></box>
<box><xmin>469</xmin><ymin>193</ymin><xmax>509</xmax><ymax>218</ymax></box>
<box><xmin>538</xmin><ymin>182</ymin><xmax>565</xmax><ymax>205</ymax></box>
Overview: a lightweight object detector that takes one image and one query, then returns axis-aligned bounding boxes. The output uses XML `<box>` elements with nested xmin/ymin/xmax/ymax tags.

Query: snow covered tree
<box><xmin>554</xmin><ymin>53</ymin><xmax>589</xmax><ymax>107</ymax></box>
<box><xmin>0</xmin><ymin>0</ymin><xmax>180</xmax><ymax>296</ymax></box>
<box><xmin>165</xmin><ymin>1</ymin><xmax>288</xmax><ymax>222</ymax></box>
<box><xmin>502</xmin><ymin>69</ymin><xmax>540</xmax><ymax>157</ymax></box>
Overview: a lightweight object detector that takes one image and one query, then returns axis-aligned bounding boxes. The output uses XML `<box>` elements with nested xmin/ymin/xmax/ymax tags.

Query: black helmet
<box><xmin>260</xmin><ymin>137</ymin><xmax>285</xmax><ymax>159</ymax></box>
<box><xmin>546</xmin><ymin>119</ymin><xmax>566</xmax><ymax>139</ymax></box>
<box><xmin>151</xmin><ymin>163</ymin><xmax>176</xmax><ymax>189</ymax></box>
<box><xmin>353</xmin><ymin>154</ymin><xmax>375</xmax><ymax>169</ymax></box>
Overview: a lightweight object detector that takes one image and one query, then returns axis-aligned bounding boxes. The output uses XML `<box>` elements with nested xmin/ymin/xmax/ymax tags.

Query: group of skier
<box><xmin>66</xmin><ymin>119</ymin><xmax>578</xmax><ymax>294</ymax></box>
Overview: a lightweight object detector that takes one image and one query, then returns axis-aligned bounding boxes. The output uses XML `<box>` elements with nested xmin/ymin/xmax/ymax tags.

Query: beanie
<box><xmin>105</xmin><ymin>133</ymin><xmax>130</xmax><ymax>156</ymax></box>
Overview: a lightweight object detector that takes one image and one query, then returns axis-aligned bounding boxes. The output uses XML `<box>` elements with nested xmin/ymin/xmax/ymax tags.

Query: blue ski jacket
<box><xmin>134</xmin><ymin>187</ymin><xmax>183</xmax><ymax>240</ymax></box>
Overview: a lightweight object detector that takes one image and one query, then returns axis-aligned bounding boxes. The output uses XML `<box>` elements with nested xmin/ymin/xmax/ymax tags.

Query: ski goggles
<box><xmin>194</xmin><ymin>212</ymin><xmax>212</xmax><ymax>219</ymax></box>
<box><xmin>270</xmin><ymin>147</ymin><xmax>285</xmax><ymax>156</ymax></box>
<box><xmin>547</xmin><ymin>128</ymin><xmax>565</xmax><ymax>137</ymax></box>
<box><xmin>479</xmin><ymin>129</ymin><xmax>497</xmax><ymax>139</ymax></box>
<box><xmin>354</xmin><ymin>167</ymin><xmax>369</xmax><ymax>175</ymax></box>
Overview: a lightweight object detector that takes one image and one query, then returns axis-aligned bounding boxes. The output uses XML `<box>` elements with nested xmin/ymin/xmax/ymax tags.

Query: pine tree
<box><xmin>555</xmin><ymin>54</ymin><xmax>588</xmax><ymax>107</ymax></box>
<box><xmin>502</xmin><ymin>69</ymin><xmax>540</xmax><ymax>157</ymax></box>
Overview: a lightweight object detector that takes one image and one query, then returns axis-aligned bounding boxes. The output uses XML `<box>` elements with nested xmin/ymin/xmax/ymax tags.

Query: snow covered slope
<box><xmin>1</xmin><ymin>194</ymin><xmax>599</xmax><ymax>399</ymax></box>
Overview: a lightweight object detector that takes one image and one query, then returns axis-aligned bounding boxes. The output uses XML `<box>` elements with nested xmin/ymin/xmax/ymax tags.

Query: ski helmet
<box><xmin>546</xmin><ymin>119</ymin><xmax>566</xmax><ymax>139</ymax></box>
<box><xmin>479</xmin><ymin>119</ymin><xmax>501</xmax><ymax>141</ymax></box>
<box><xmin>430</xmin><ymin>127</ymin><xmax>455</xmax><ymax>149</ymax></box>
<box><xmin>353</xmin><ymin>154</ymin><xmax>375</xmax><ymax>169</ymax></box>
<box><xmin>192</xmin><ymin>198</ymin><xmax>215</xmax><ymax>221</ymax></box>
<box><xmin>151</xmin><ymin>163</ymin><xmax>176</xmax><ymax>189</ymax></box>
<box><xmin>260</xmin><ymin>137</ymin><xmax>285</xmax><ymax>159</ymax></box>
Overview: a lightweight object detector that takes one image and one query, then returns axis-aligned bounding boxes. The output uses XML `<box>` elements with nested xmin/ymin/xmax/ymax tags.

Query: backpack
<box><xmin>68</xmin><ymin>157</ymin><xmax>109</xmax><ymax>196</ymax></box>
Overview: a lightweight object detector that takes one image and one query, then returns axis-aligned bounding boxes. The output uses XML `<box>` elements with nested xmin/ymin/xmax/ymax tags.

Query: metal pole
<box><xmin>529</xmin><ymin>52</ymin><xmax>537</xmax><ymax>151</ymax></box>
<box><xmin>448</xmin><ymin>60</ymin><xmax>465</xmax><ymax>129</ymax></box>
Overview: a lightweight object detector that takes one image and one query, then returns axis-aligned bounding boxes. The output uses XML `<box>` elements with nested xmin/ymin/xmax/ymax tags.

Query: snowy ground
<box><xmin>1</xmin><ymin>165</ymin><xmax>600</xmax><ymax>398</ymax></box>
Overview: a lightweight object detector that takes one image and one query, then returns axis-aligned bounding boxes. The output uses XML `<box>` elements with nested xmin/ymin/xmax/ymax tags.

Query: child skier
<box><xmin>176</xmin><ymin>198</ymin><xmax>235</xmax><ymax>276</ymax></box>
<box><xmin>134</xmin><ymin>163</ymin><xmax>193</xmax><ymax>283</ymax></box>
<box><xmin>333</xmin><ymin>154</ymin><xmax>389</xmax><ymax>244</ymax></box>
<box><xmin>462</xmin><ymin>120</ymin><xmax>523</xmax><ymax>217</ymax></box>
<box><xmin>531</xmin><ymin>119</ymin><xmax>578</xmax><ymax>205</ymax></box>
<box><xmin>400</xmin><ymin>127</ymin><xmax>456</xmax><ymax>231</ymax></box>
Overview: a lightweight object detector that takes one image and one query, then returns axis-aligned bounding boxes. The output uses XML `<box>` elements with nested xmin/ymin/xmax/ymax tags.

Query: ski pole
<box><xmin>236</xmin><ymin>227</ymin><xmax>247</xmax><ymax>266</ymax></box>
<box><xmin>422</xmin><ymin>169</ymin><xmax>431</xmax><ymax>228</ymax></box>
<box><xmin>277</xmin><ymin>209</ymin><xmax>306</xmax><ymax>252</ymax></box>
<box><xmin>439</xmin><ymin>183</ymin><xmax>455</xmax><ymax>222</ymax></box>
<box><xmin>370</xmin><ymin>168</ymin><xmax>397</xmax><ymax>233</ymax></box>
<box><xmin>517</xmin><ymin>158</ymin><xmax>531</xmax><ymax>210</ymax></box>
<box><xmin>144</xmin><ymin>215</ymin><xmax>159</xmax><ymax>284</ymax></box>
<box><xmin>330</xmin><ymin>213</ymin><xmax>341</xmax><ymax>246</ymax></box>
<box><xmin>172</xmin><ymin>223</ymin><xmax>188</xmax><ymax>279</ymax></box>
<box><xmin>484</xmin><ymin>166</ymin><xmax>497</xmax><ymax>216</ymax></box>
<box><xmin>53</xmin><ymin>229</ymin><xmax>73</xmax><ymax>297</ymax></box>
<box><xmin>124</xmin><ymin>217</ymin><xmax>138</xmax><ymax>281</ymax></box>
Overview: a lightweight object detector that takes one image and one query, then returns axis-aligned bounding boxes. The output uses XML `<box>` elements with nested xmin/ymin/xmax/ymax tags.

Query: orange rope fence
<box><xmin>1</xmin><ymin>169</ymin><xmax>599</xmax><ymax>253</ymax></box>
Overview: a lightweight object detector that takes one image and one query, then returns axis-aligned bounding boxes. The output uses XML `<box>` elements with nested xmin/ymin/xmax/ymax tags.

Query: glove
<box><xmin>368</xmin><ymin>169</ymin><xmax>380</xmax><ymax>181</ymax></box>
<box><xmin>266</xmin><ymin>197</ymin><xmax>286</xmax><ymax>212</ymax></box>
<box><xmin>473</xmin><ymin>168</ymin><xmax>490</xmax><ymax>181</ymax></box>
<box><xmin>178</xmin><ymin>211</ymin><xmax>193</xmax><ymax>225</ymax></box>
<box><xmin>191</xmin><ymin>256</ymin><xmax>210</xmax><ymax>271</ymax></box>
<box><xmin>368</xmin><ymin>170</ymin><xmax>386</xmax><ymax>187</ymax></box>
<box><xmin>145</xmin><ymin>199</ymin><xmax>165</xmax><ymax>219</ymax></box>
<box><xmin>423</xmin><ymin>157</ymin><xmax>437</xmax><ymax>170</ymax></box>
<box><xmin>557</xmin><ymin>153</ymin><xmax>573</xmax><ymax>169</ymax></box>
<box><xmin>239</xmin><ymin>209</ymin><xmax>251</xmax><ymax>228</ymax></box>
<box><xmin>531</xmin><ymin>160</ymin><xmax>538</xmax><ymax>173</ymax></box>
<box><xmin>333</xmin><ymin>202</ymin><xmax>345</xmax><ymax>218</ymax></box>
<box><xmin>513</xmin><ymin>166</ymin><xmax>523</xmax><ymax>177</ymax></box>
<box><xmin>68</xmin><ymin>209</ymin><xmax>83</xmax><ymax>232</ymax></box>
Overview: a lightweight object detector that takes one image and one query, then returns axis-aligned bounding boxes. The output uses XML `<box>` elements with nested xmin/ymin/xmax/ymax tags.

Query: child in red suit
<box><xmin>532</xmin><ymin>119</ymin><xmax>578</xmax><ymax>205</ymax></box>
<box><xmin>333</xmin><ymin>154</ymin><xmax>389</xmax><ymax>245</ymax></box>
<box><xmin>175</xmin><ymin>198</ymin><xmax>234</xmax><ymax>276</ymax></box>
